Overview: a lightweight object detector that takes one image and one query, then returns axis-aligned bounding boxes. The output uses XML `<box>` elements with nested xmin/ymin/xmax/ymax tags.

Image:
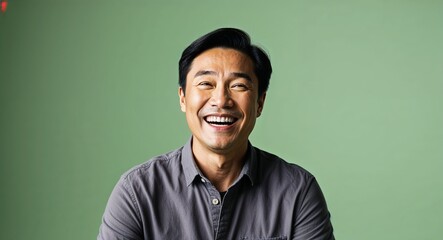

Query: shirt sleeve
<box><xmin>292</xmin><ymin>177</ymin><xmax>335</xmax><ymax>240</ymax></box>
<box><xmin>97</xmin><ymin>177</ymin><xmax>143</xmax><ymax>240</ymax></box>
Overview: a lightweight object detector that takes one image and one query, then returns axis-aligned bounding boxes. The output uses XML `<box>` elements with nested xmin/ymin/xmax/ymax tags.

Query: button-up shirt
<box><xmin>98</xmin><ymin>138</ymin><xmax>334</xmax><ymax>240</ymax></box>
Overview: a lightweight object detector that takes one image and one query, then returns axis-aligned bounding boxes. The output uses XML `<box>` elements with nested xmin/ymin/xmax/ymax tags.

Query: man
<box><xmin>98</xmin><ymin>28</ymin><xmax>334</xmax><ymax>240</ymax></box>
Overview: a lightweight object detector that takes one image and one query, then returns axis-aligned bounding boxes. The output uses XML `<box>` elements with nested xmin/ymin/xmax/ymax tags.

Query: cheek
<box><xmin>238</xmin><ymin>95</ymin><xmax>258</xmax><ymax>114</ymax></box>
<box><xmin>185</xmin><ymin>91</ymin><xmax>207</xmax><ymax>112</ymax></box>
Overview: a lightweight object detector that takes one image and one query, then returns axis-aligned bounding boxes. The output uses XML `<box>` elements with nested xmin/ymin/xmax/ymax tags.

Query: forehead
<box><xmin>188</xmin><ymin>48</ymin><xmax>255</xmax><ymax>74</ymax></box>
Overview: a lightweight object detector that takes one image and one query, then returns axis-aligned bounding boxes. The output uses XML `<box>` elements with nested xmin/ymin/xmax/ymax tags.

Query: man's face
<box><xmin>179</xmin><ymin>47</ymin><xmax>265</xmax><ymax>154</ymax></box>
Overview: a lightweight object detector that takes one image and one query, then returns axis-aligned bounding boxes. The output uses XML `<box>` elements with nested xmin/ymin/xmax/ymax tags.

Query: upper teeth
<box><xmin>206</xmin><ymin>116</ymin><xmax>235</xmax><ymax>123</ymax></box>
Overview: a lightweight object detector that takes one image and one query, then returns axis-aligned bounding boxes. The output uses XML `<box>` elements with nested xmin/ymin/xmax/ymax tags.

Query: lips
<box><xmin>204</xmin><ymin>115</ymin><xmax>238</xmax><ymax>126</ymax></box>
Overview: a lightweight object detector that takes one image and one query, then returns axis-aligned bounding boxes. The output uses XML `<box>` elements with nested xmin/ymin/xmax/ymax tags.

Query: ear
<box><xmin>178</xmin><ymin>87</ymin><xmax>186</xmax><ymax>112</ymax></box>
<box><xmin>257</xmin><ymin>92</ymin><xmax>266</xmax><ymax>117</ymax></box>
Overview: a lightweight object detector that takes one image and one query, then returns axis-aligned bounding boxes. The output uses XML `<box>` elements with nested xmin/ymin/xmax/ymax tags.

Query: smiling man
<box><xmin>98</xmin><ymin>28</ymin><xmax>334</xmax><ymax>240</ymax></box>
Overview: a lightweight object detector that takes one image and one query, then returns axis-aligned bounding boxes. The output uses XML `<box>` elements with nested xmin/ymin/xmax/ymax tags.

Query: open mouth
<box><xmin>204</xmin><ymin>116</ymin><xmax>238</xmax><ymax>126</ymax></box>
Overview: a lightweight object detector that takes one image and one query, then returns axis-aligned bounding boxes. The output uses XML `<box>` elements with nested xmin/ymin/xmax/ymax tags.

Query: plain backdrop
<box><xmin>1</xmin><ymin>1</ymin><xmax>442</xmax><ymax>239</ymax></box>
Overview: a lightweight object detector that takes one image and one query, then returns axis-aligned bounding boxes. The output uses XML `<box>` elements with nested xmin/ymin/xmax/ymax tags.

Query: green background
<box><xmin>1</xmin><ymin>0</ymin><xmax>442</xmax><ymax>239</ymax></box>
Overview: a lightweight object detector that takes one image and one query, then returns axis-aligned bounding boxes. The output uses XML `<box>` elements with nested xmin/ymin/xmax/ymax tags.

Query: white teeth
<box><xmin>206</xmin><ymin>116</ymin><xmax>235</xmax><ymax>123</ymax></box>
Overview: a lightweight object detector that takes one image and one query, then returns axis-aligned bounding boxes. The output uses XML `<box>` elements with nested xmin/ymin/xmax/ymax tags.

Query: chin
<box><xmin>206</xmin><ymin>139</ymin><xmax>235</xmax><ymax>152</ymax></box>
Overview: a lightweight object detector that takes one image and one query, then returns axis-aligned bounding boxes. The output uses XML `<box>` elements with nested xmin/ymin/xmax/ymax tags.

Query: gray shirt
<box><xmin>98</xmin><ymin>139</ymin><xmax>334</xmax><ymax>240</ymax></box>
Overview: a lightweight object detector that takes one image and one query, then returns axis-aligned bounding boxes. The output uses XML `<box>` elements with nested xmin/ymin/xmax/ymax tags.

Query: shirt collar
<box><xmin>181</xmin><ymin>137</ymin><xmax>258</xmax><ymax>187</ymax></box>
<box><xmin>181</xmin><ymin>137</ymin><xmax>201</xmax><ymax>186</ymax></box>
<box><xmin>239</xmin><ymin>143</ymin><xmax>257</xmax><ymax>186</ymax></box>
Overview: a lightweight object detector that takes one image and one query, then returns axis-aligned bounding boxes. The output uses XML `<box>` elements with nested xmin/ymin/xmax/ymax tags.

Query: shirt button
<box><xmin>200</xmin><ymin>178</ymin><xmax>206</xmax><ymax>183</ymax></box>
<box><xmin>212</xmin><ymin>198</ymin><xmax>220</xmax><ymax>205</ymax></box>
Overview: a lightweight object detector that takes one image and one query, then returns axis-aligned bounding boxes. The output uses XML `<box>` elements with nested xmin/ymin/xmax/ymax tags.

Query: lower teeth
<box><xmin>209</xmin><ymin>122</ymin><xmax>231</xmax><ymax>125</ymax></box>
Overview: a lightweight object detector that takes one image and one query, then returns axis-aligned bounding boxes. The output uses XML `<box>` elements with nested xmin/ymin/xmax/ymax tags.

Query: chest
<box><xmin>138</xmin><ymin>182</ymin><xmax>295</xmax><ymax>240</ymax></box>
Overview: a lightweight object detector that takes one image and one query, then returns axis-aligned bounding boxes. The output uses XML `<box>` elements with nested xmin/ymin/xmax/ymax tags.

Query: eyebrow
<box><xmin>232</xmin><ymin>72</ymin><xmax>253</xmax><ymax>82</ymax></box>
<box><xmin>194</xmin><ymin>70</ymin><xmax>253</xmax><ymax>82</ymax></box>
<box><xmin>194</xmin><ymin>70</ymin><xmax>217</xmax><ymax>78</ymax></box>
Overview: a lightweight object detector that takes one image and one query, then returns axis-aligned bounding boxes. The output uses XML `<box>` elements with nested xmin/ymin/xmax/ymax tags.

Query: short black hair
<box><xmin>179</xmin><ymin>28</ymin><xmax>272</xmax><ymax>97</ymax></box>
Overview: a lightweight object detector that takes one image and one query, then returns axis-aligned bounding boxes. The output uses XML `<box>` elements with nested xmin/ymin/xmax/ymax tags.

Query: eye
<box><xmin>196</xmin><ymin>81</ymin><xmax>213</xmax><ymax>89</ymax></box>
<box><xmin>231</xmin><ymin>83</ymin><xmax>249</xmax><ymax>91</ymax></box>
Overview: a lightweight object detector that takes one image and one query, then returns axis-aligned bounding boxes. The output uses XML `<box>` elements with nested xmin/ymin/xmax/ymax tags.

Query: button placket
<box><xmin>199</xmin><ymin>178</ymin><xmax>223</xmax><ymax>238</ymax></box>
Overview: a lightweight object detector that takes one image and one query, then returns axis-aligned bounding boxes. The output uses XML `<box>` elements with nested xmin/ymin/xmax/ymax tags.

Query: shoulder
<box><xmin>120</xmin><ymin>146</ymin><xmax>184</xmax><ymax>184</ymax></box>
<box><xmin>254</xmin><ymin>147</ymin><xmax>315</xmax><ymax>186</ymax></box>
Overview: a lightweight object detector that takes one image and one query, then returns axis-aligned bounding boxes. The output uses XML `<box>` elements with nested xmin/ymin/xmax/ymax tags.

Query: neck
<box><xmin>192</xmin><ymin>140</ymin><xmax>248</xmax><ymax>192</ymax></box>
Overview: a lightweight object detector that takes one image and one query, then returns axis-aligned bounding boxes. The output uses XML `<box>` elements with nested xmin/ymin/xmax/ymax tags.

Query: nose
<box><xmin>210</xmin><ymin>85</ymin><xmax>233</xmax><ymax>108</ymax></box>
